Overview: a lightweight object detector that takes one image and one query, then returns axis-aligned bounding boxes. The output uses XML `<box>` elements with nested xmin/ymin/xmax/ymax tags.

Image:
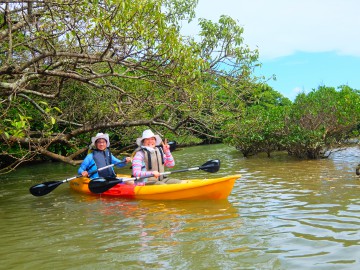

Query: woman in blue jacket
<box><xmin>78</xmin><ymin>133</ymin><xmax>130</xmax><ymax>179</ymax></box>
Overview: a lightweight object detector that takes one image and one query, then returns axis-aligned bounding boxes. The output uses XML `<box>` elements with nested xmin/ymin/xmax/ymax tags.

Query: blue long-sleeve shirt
<box><xmin>78</xmin><ymin>152</ymin><xmax>127</xmax><ymax>179</ymax></box>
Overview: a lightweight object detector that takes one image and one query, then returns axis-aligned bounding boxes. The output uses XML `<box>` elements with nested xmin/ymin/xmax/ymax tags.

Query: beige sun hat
<box><xmin>136</xmin><ymin>129</ymin><xmax>162</xmax><ymax>146</ymax></box>
<box><xmin>91</xmin><ymin>133</ymin><xmax>110</xmax><ymax>148</ymax></box>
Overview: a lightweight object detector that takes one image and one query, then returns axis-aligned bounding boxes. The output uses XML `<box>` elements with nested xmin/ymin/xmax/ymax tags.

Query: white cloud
<box><xmin>292</xmin><ymin>86</ymin><xmax>305</xmax><ymax>95</ymax></box>
<box><xmin>183</xmin><ymin>0</ymin><xmax>360</xmax><ymax>60</ymax></box>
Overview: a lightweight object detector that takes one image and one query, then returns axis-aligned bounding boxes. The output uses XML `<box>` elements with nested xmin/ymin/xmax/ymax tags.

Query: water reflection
<box><xmin>82</xmin><ymin>198</ymin><xmax>240</xmax><ymax>244</ymax></box>
<box><xmin>1</xmin><ymin>144</ymin><xmax>360</xmax><ymax>269</ymax></box>
<box><xmin>227</xmin><ymin>145</ymin><xmax>360</xmax><ymax>269</ymax></box>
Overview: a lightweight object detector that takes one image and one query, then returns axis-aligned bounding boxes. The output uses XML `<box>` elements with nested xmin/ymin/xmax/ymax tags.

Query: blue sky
<box><xmin>181</xmin><ymin>0</ymin><xmax>360</xmax><ymax>100</ymax></box>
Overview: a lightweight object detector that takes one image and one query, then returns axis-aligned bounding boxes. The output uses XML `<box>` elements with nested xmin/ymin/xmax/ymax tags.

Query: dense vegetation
<box><xmin>224</xmin><ymin>85</ymin><xmax>360</xmax><ymax>159</ymax></box>
<box><xmin>1</xmin><ymin>1</ymin><xmax>359</xmax><ymax>173</ymax></box>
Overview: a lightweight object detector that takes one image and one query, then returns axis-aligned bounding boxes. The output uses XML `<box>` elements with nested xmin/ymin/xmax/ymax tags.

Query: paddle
<box><xmin>168</xmin><ymin>141</ymin><xmax>176</xmax><ymax>152</ymax></box>
<box><xmin>29</xmin><ymin>161</ymin><xmax>125</xmax><ymax>197</ymax></box>
<box><xmin>88</xmin><ymin>159</ymin><xmax>220</xmax><ymax>194</ymax></box>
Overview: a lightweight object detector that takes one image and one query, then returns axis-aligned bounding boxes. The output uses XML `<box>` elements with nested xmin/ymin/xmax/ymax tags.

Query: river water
<box><xmin>1</xmin><ymin>144</ymin><xmax>360</xmax><ymax>270</ymax></box>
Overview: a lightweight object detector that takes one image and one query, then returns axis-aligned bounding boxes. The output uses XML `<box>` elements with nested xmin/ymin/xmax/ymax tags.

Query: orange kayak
<box><xmin>69</xmin><ymin>174</ymin><xmax>240</xmax><ymax>200</ymax></box>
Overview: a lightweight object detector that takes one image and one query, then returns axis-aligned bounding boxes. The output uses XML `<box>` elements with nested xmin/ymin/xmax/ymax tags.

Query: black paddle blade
<box><xmin>199</xmin><ymin>159</ymin><xmax>220</xmax><ymax>173</ymax></box>
<box><xmin>168</xmin><ymin>141</ymin><xmax>177</xmax><ymax>152</ymax></box>
<box><xmin>29</xmin><ymin>181</ymin><xmax>63</xmax><ymax>197</ymax></box>
<box><xmin>88</xmin><ymin>177</ymin><xmax>122</xmax><ymax>194</ymax></box>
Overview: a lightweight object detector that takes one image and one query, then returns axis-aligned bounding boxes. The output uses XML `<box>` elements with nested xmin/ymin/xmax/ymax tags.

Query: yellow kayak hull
<box><xmin>69</xmin><ymin>174</ymin><xmax>240</xmax><ymax>200</ymax></box>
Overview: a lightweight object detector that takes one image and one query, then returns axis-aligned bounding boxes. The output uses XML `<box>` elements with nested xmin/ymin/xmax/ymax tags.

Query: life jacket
<box><xmin>135</xmin><ymin>146</ymin><xmax>165</xmax><ymax>181</ymax></box>
<box><xmin>92</xmin><ymin>149</ymin><xmax>116</xmax><ymax>178</ymax></box>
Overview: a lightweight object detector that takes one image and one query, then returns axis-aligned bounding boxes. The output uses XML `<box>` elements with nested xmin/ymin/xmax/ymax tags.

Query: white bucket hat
<box><xmin>91</xmin><ymin>133</ymin><xmax>110</xmax><ymax>147</ymax></box>
<box><xmin>136</xmin><ymin>129</ymin><xmax>162</xmax><ymax>146</ymax></box>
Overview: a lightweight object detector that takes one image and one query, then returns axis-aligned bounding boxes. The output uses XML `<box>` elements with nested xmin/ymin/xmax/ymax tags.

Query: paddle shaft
<box><xmin>162</xmin><ymin>167</ymin><xmax>200</xmax><ymax>174</ymax></box>
<box><xmin>88</xmin><ymin>159</ymin><xmax>221</xmax><ymax>194</ymax></box>
<box><xmin>29</xmin><ymin>160</ymin><xmax>126</xmax><ymax>196</ymax></box>
<box><xmin>88</xmin><ymin>171</ymin><xmax>173</xmax><ymax>194</ymax></box>
<box><xmin>62</xmin><ymin>162</ymin><xmax>122</xmax><ymax>183</ymax></box>
<box><xmin>111</xmin><ymin>166</ymin><xmax>204</xmax><ymax>183</ymax></box>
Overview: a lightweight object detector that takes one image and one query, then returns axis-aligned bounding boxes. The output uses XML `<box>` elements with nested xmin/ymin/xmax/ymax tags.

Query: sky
<box><xmin>181</xmin><ymin>0</ymin><xmax>360</xmax><ymax>100</ymax></box>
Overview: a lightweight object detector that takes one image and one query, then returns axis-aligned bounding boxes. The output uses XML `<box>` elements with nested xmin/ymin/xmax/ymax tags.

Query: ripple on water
<box><xmin>2</xmin><ymin>144</ymin><xmax>360</xmax><ymax>269</ymax></box>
